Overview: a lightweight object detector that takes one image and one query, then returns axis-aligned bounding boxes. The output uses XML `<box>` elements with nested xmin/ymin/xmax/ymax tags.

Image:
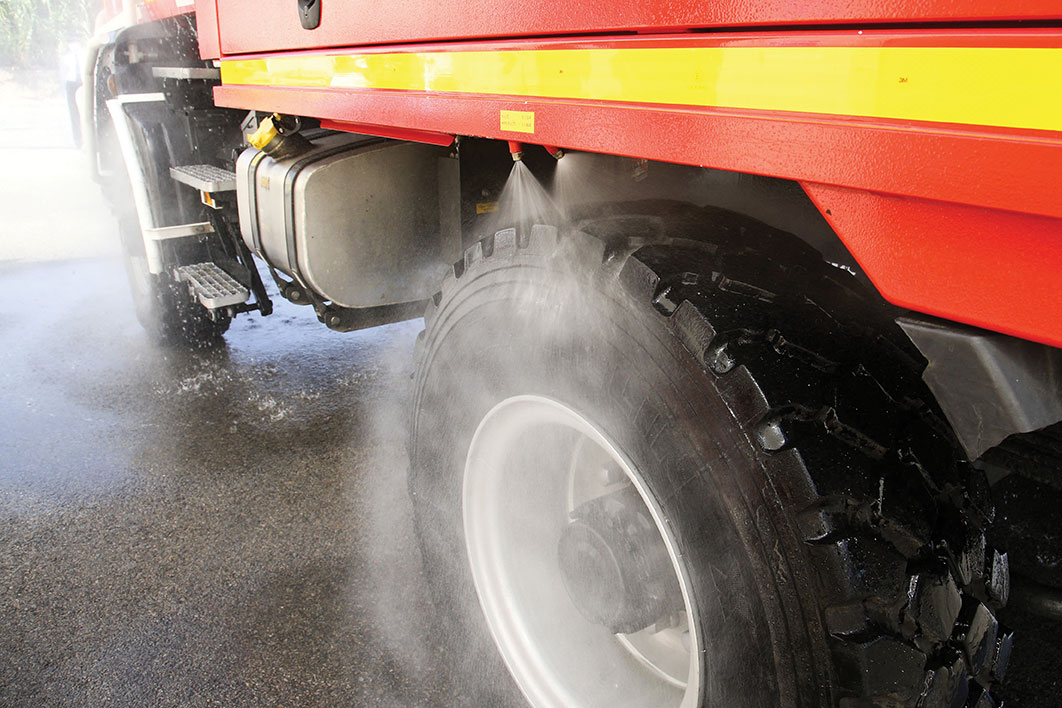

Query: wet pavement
<box><xmin>0</xmin><ymin>75</ymin><xmax>516</xmax><ymax>708</ymax></box>
<box><xmin>0</xmin><ymin>258</ymin><xmax>474</xmax><ymax>707</ymax></box>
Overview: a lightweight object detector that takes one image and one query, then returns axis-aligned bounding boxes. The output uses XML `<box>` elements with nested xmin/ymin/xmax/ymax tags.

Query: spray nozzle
<box><xmin>508</xmin><ymin>141</ymin><xmax>524</xmax><ymax>162</ymax></box>
<box><xmin>544</xmin><ymin>145</ymin><xmax>565</xmax><ymax>160</ymax></box>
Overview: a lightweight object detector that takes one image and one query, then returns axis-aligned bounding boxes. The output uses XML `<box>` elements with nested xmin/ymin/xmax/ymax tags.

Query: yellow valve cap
<box><xmin>247</xmin><ymin>115</ymin><xmax>278</xmax><ymax>150</ymax></box>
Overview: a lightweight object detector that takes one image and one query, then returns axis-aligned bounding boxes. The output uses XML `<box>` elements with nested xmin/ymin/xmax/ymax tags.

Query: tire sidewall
<box><xmin>410</xmin><ymin>237</ymin><xmax>828</xmax><ymax>707</ymax></box>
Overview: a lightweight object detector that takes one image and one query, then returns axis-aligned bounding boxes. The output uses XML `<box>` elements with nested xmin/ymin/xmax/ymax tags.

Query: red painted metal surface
<box><xmin>802</xmin><ymin>184</ymin><xmax>1062</xmax><ymax>347</ymax></box>
<box><xmin>212</xmin><ymin>0</ymin><xmax>1062</xmax><ymax>55</ymax></box>
<box><xmin>136</xmin><ymin>0</ymin><xmax>193</xmax><ymax>24</ymax></box>
<box><xmin>195</xmin><ymin>0</ymin><xmax>221</xmax><ymax>59</ymax></box>
<box><xmin>95</xmin><ymin>0</ymin><xmax>195</xmax><ymax>34</ymax></box>
<box><xmin>318</xmin><ymin>119</ymin><xmax>454</xmax><ymax>146</ymax></box>
<box><xmin>96</xmin><ymin>0</ymin><xmax>125</xmax><ymax>27</ymax></box>
<box><xmin>214</xmin><ymin>27</ymin><xmax>1062</xmax><ymax>54</ymax></box>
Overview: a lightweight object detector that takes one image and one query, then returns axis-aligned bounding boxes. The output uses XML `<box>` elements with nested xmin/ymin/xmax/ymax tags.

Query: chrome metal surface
<box><xmin>175</xmin><ymin>262</ymin><xmax>249</xmax><ymax>309</ymax></box>
<box><xmin>145</xmin><ymin>221</ymin><xmax>214</xmax><ymax>241</ymax></box>
<box><xmin>171</xmin><ymin>164</ymin><xmax>237</xmax><ymax>193</ymax></box>
<box><xmin>235</xmin><ymin>135</ymin><xmax>453</xmax><ymax>309</ymax></box>
<box><xmin>105</xmin><ymin>93</ymin><xmax>166</xmax><ymax>273</ymax></box>
<box><xmin>464</xmin><ymin>395</ymin><xmax>701</xmax><ymax>708</ymax></box>
<box><xmin>151</xmin><ymin>66</ymin><xmax>222</xmax><ymax>80</ymax></box>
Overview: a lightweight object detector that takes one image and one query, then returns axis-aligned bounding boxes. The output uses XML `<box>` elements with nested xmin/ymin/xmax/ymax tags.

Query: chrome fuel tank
<box><xmin>237</xmin><ymin>132</ymin><xmax>459</xmax><ymax>309</ymax></box>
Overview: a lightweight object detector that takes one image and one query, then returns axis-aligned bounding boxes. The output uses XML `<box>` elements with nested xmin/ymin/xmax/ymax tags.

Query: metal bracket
<box><xmin>151</xmin><ymin>66</ymin><xmax>222</xmax><ymax>81</ymax></box>
<box><xmin>145</xmin><ymin>222</ymin><xmax>214</xmax><ymax>241</ymax></box>
<box><xmin>298</xmin><ymin>0</ymin><xmax>321</xmax><ymax>29</ymax></box>
<box><xmin>899</xmin><ymin>314</ymin><xmax>1062</xmax><ymax>460</ymax></box>
<box><xmin>318</xmin><ymin>300</ymin><xmax>428</xmax><ymax>332</ymax></box>
<box><xmin>105</xmin><ymin>93</ymin><xmax>166</xmax><ymax>273</ymax></box>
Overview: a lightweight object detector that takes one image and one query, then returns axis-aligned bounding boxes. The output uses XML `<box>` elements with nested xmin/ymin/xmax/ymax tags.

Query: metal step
<box><xmin>152</xmin><ymin>66</ymin><xmax>221</xmax><ymax>81</ymax></box>
<box><xmin>170</xmin><ymin>164</ymin><xmax>237</xmax><ymax>193</ymax></box>
<box><xmin>175</xmin><ymin>262</ymin><xmax>249</xmax><ymax>309</ymax></box>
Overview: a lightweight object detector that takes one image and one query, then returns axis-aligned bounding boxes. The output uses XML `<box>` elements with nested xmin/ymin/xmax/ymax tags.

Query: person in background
<box><xmin>59</xmin><ymin>37</ymin><xmax>83</xmax><ymax>148</ymax></box>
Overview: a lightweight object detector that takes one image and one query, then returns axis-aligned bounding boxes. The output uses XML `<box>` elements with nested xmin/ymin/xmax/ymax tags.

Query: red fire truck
<box><xmin>83</xmin><ymin>1</ymin><xmax>1061</xmax><ymax>705</ymax></box>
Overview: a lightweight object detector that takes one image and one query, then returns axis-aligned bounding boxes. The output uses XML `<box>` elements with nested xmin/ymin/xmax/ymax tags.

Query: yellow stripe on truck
<box><xmin>220</xmin><ymin>46</ymin><xmax>1062</xmax><ymax>133</ymax></box>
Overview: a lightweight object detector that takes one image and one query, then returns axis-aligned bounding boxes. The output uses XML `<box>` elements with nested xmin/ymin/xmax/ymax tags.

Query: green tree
<box><xmin>0</xmin><ymin>0</ymin><xmax>94</xmax><ymax>67</ymax></box>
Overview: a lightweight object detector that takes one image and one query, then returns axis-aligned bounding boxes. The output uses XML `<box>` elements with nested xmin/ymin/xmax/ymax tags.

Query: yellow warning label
<box><xmin>500</xmin><ymin>110</ymin><xmax>535</xmax><ymax>134</ymax></box>
<box><xmin>476</xmin><ymin>201</ymin><xmax>499</xmax><ymax>215</ymax></box>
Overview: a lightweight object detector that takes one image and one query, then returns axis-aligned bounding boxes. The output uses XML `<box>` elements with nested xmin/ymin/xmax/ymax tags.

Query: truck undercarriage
<box><xmin>83</xmin><ymin>4</ymin><xmax>1062</xmax><ymax>706</ymax></box>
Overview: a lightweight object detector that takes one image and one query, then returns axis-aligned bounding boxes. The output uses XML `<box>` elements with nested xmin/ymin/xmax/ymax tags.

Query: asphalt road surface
<box><xmin>0</xmin><ymin>75</ymin><xmax>516</xmax><ymax>707</ymax></box>
<box><xmin>0</xmin><ymin>259</ymin><xmax>469</xmax><ymax>707</ymax></box>
<box><xmin>1</xmin><ymin>72</ymin><xmax>1058</xmax><ymax>708</ymax></box>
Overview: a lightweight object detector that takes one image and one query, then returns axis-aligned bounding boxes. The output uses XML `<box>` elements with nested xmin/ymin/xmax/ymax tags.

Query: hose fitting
<box><xmin>248</xmin><ymin>114</ymin><xmax>311</xmax><ymax>160</ymax></box>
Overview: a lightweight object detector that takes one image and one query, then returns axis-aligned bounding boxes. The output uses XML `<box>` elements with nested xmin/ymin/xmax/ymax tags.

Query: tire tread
<box><xmin>415</xmin><ymin>203</ymin><xmax>1010</xmax><ymax>708</ymax></box>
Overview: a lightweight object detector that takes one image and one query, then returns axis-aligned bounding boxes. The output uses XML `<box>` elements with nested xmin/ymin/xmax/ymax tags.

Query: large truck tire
<box><xmin>408</xmin><ymin>203</ymin><xmax>1010</xmax><ymax>707</ymax></box>
<box><xmin>118</xmin><ymin>214</ymin><xmax>230</xmax><ymax>347</ymax></box>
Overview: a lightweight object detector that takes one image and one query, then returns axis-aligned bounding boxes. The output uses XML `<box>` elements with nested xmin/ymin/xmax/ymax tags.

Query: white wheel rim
<box><xmin>464</xmin><ymin>395</ymin><xmax>702</xmax><ymax>708</ymax></box>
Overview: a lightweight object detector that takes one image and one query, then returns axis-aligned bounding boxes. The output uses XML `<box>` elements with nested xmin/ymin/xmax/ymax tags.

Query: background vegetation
<box><xmin>0</xmin><ymin>0</ymin><xmax>95</xmax><ymax>67</ymax></box>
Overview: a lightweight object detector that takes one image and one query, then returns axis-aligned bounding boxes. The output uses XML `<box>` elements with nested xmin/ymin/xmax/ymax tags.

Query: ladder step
<box><xmin>170</xmin><ymin>164</ymin><xmax>237</xmax><ymax>193</ymax></box>
<box><xmin>175</xmin><ymin>262</ymin><xmax>249</xmax><ymax>309</ymax></box>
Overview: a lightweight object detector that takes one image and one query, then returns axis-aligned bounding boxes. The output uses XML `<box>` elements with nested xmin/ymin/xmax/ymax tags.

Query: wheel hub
<box><xmin>463</xmin><ymin>395</ymin><xmax>701</xmax><ymax>707</ymax></box>
<box><xmin>558</xmin><ymin>488</ymin><xmax>683</xmax><ymax>634</ymax></box>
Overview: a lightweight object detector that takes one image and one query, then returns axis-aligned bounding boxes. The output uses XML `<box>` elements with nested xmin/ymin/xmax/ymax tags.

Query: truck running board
<box><xmin>170</xmin><ymin>165</ymin><xmax>237</xmax><ymax>193</ymax></box>
<box><xmin>175</xmin><ymin>262</ymin><xmax>249</xmax><ymax>310</ymax></box>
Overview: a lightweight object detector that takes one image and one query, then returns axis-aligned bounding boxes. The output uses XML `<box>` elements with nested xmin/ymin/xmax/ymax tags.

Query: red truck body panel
<box><xmin>211</xmin><ymin>0</ymin><xmax>1062</xmax><ymax>54</ymax></box>
<box><xmin>137</xmin><ymin>0</ymin><xmax>195</xmax><ymax>23</ymax></box>
<box><xmin>195</xmin><ymin>0</ymin><xmax>221</xmax><ymax>59</ymax></box>
<box><xmin>196</xmin><ymin>3</ymin><xmax>1062</xmax><ymax>347</ymax></box>
<box><xmin>805</xmin><ymin>186</ymin><xmax>1062</xmax><ymax>347</ymax></box>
